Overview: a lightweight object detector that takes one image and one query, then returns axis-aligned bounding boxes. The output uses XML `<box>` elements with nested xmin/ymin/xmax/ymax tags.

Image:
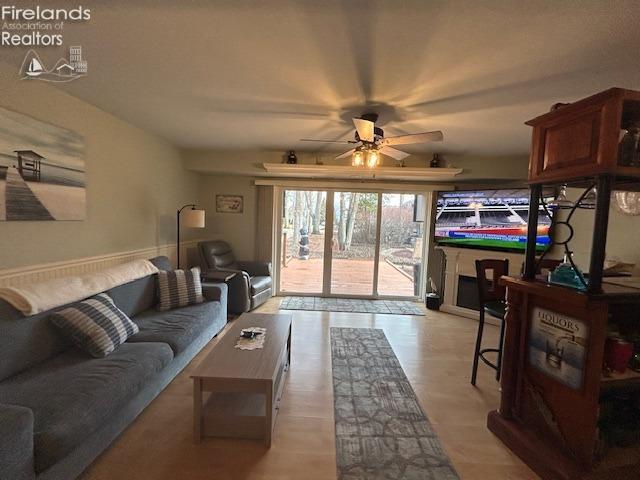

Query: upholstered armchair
<box><xmin>198</xmin><ymin>240</ymin><xmax>272</xmax><ymax>314</ymax></box>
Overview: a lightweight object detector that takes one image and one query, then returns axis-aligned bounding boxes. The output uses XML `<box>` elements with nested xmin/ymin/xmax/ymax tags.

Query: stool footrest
<box><xmin>478</xmin><ymin>348</ymin><xmax>499</xmax><ymax>371</ymax></box>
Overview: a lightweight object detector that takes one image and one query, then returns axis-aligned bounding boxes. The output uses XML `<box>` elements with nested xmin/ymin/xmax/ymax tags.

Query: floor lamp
<box><xmin>176</xmin><ymin>204</ymin><xmax>205</xmax><ymax>269</ymax></box>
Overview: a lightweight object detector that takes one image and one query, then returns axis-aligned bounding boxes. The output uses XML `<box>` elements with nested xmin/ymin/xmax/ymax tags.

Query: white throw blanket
<box><xmin>0</xmin><ymin>259</ymin><xmax>159</xmax><ymax>316</ymax></box>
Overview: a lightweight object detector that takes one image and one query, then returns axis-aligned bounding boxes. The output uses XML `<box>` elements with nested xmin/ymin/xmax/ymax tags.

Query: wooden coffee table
<box><xmin>191</xmin><ymin>312</ymin><xmax>292</xmax><ymax>447</ymax></box>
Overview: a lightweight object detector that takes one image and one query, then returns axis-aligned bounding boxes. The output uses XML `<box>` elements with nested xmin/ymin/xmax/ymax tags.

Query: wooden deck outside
<box><xmin>280</xmin><ymin>258</ymin><xmax>416</xmax><ymax>296</ymax></box>
<box><xmin>5</xmin><ymin>167</ymin><xmax>53</xmax><ymax>221</ymax></box>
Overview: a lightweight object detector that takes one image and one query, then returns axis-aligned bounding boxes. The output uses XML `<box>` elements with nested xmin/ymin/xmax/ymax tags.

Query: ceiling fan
<box><xmin>300</xmin><ymin>113</ymin><xmax>443</xmax><ymax>167</ymax></box>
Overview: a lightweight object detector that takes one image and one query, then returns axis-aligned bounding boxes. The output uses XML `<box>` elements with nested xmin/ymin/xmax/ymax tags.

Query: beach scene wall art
<box><xmin>0</xmin><ymin>107</ymin><xmax>85</xmax><ymax>221</ymax></box>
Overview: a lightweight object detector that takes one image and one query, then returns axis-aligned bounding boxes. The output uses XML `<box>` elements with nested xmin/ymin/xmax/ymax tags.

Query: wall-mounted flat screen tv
<box><xmin>435</xmin><ymin>189</ymin><xmax>555</xmax><ymax>252</ymax></box>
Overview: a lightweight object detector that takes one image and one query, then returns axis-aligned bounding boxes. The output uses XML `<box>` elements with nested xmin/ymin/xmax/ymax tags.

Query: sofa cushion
<box><xmin>0</xmin><ymin>256</ymin><xmax>172</xmax><ymax>382</ymax></box>
<box><xmin>149</xmin><ymin>256</ymin><xmax>172</xmax><ymax>271</ymax></box>
<box><xmin>128</xmin><ymin>301</ymin><xmax>223</xmax><ymax>354</ymax></box>
<box><xmin>0</xmin><ymin>342</ymin><xmax>173</xmax><ymax>473</ymax></box>
<box><xmin>50</xmin><ymin>294</ymin><xmax>140</xmax><ymax>358</ymax></box>
<box><xmin>105</xmin><ymin>256</ymin><xmax>173</xmax><ymax>317</ymax></box>
<box><xmin>156</xmin><ymin>268</ymin><xmax>204</xmax><ymax>311</ymax></box>
<box><xmin>0</xmin><ymin>299</ymin><xmax>72</xmax><ymax>382</ymax></box>
<box><xmin>106</xmin><ymin>274</ymin><xmax>156</xmax><ymax>318</ymax></box>
<box><xmin>250</xmin><ymin>276</ymin><xmax>272</xmax><ymax>295</ymax></box>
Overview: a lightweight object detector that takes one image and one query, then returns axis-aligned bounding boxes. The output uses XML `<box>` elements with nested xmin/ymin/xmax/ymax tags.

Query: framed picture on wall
<box><xmin>0</xmin><ymin>106</ymin><xmax>86</xmax><ymax>221</ymax></box>
<box><xmin>216</xmin><ymin>195</ymin><xmax>243</xmax><ymax>214</ymax></box>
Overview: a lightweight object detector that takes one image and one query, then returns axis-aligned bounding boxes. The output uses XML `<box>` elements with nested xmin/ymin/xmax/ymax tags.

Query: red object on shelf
<box><xmin>605</xmin><ymin>337</ymin><xmax>634</xmax><ymax>373</ymax></box>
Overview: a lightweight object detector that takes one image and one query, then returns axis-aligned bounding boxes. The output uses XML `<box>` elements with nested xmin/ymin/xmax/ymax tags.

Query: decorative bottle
<box><xmin>548</xmin><ymin>252</ymin><xmax>587</xmax><ymax>291</ymax></box>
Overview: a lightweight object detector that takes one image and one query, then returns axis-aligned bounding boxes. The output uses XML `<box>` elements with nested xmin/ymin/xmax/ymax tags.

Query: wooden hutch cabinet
<box><xmin>488</xmin><ymin>88</ymin><xmax>640</xmax><ymax>480</ymax></box>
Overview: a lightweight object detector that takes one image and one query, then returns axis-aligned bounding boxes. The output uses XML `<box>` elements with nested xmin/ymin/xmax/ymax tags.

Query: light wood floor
<box><xmin>80</xmin><ymin>298</ymin><xmax>538</xmax><ymax>480</ymax></box>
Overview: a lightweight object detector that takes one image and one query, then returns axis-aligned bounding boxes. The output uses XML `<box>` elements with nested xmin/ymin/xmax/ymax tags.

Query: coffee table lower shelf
<box><xmin>204</xmin><ymin>392</ymin><xmax>269</xmax><ymax>440</ymax></box>
<box><xmin>191</xmin><ymin>313</ymin><xmax>292</xmax><ymax>448</ymax></box>
<box><xmin>194</xmin><ymin>369</ymin><xmax>288</xmax><ymax>447</ymax></box>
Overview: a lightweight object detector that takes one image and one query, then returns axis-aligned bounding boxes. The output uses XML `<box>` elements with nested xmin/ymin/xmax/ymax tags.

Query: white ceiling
<box><xmin>10</xmin><ymin>0</ymin><xmax>640</xmax><ymax>155</ymax></box>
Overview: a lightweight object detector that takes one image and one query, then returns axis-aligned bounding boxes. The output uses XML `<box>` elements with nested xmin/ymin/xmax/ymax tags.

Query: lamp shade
<box><xmin>182</xmin><ymin>208</ymin><xmax>205</xmax><ymax>228</ymax></box>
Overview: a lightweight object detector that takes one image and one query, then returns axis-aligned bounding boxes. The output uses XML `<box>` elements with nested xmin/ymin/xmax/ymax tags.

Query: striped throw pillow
<box><xmin>50</xmin><ymin>293</ymin><xmax>139</xmax><ymax>358</ymax></box>
<box><xmin>156</xmin><ymin>267</ymin><xmax>204</xmax><ymax>311</ymax></box>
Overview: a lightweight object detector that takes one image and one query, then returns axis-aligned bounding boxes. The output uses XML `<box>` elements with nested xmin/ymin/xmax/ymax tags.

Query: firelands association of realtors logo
<box><xmin>19</xmin><ymin>46</ymin><xmax>87</xmax><ymax>82</ymax></box>
<box><xmin>1</xmin><ymin>5</ymin><xmax>91</xmax><ymax>82</ymax></box>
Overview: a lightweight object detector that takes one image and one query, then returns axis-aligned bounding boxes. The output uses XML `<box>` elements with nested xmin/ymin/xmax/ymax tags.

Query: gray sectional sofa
<box><xmin>0</xmin><ymin>256</ymin><xmax>228</xmax><ymax>480</ymax></box>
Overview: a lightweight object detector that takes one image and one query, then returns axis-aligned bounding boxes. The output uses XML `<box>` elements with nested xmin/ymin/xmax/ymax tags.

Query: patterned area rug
<box><xmin>280</xmin><ymin>297</ymin><xmax>424</xmax><ymax>315</ymax></box>
<box><xmin>331</xmin><ymin>328</ymin><xmax>459</xmax><ymax>480</ymax></box>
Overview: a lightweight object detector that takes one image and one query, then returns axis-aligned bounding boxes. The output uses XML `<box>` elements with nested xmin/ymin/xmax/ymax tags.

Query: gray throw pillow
<box><xmin>50</xmin><ymin>293</ymin><xmax>139</xmax><ymax>358</ymax></box>
<box><xmin>156</xmin><ymin>267</ymin><xmax>204</xmax><ymax>311</ymax></box>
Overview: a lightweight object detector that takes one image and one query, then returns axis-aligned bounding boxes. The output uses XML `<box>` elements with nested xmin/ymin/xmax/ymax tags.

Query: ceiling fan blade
<box><xmin>353</xmin><ymin>118</ymin><xmax>375</xmax><ymax>142</ymax></box>
<box><xmin>300</xmin><ymin>139</ymin><xmax>354</xmax><ymax>144</ymax></box>
<box><xmin>379</xmin><ymin>146</ymin><xmax>410</xmax><ymax>161</ymax></box>
<box><xmin>379</xmin><ymin>131</ymin><xmax>444</xmax><ymax>146</ymax></box>
<box><xmin>335</xmin><ymin>148</ymin><xmax>356</xmax><ymax>160</ymax></box>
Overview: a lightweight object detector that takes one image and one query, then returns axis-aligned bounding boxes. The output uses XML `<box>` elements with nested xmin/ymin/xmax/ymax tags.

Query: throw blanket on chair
<box><xmin>0</xmin><ymin>259</ymin><xmax>159</xmax><ymax>315</ymax></box>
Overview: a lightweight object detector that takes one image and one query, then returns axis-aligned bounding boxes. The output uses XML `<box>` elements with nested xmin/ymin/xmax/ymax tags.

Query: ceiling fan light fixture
<box><xmin>366</xmin><ymin>148</ymin><xmax>379</xmax><ymax>168</ymax></box>
<box><xmin>352</xmin><ymin>149</ymin><xmax>364</xmax><ymax>167</ymax></box>
<box><xmin>333</xmin><ymin>115</ymin><xmax>443</xmax><ymax>163</ymax></box>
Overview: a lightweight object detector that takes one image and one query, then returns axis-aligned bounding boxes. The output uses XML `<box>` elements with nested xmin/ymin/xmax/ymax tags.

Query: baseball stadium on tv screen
<box><xmin>435</xmin><ymin>189</ymin><xmax>554</xmax><ymax>252</ymax></box>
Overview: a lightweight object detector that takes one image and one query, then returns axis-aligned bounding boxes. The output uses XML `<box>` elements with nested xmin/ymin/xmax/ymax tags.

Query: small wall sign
<box><xmin>528</xmin><ymin>307</ymin><xmax>589</xmax><ymax>389</ymax></box>
<box><xmin>216</xmin><ymin>195</ymin><xmax>243</xmax><ymax>214</ymax></box>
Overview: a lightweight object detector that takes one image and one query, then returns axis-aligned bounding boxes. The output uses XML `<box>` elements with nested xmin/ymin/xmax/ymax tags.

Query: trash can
<box><xmin>426</xmin><ymin>293</ymin><xmax>440</xmax><ymax>311</ymax></box>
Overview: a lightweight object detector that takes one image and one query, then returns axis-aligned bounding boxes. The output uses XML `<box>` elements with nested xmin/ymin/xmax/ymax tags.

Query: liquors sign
<box><xmin>528</xmin><ymin>307</ymin><xmax>589</xmax><ymax>389</ymax></box>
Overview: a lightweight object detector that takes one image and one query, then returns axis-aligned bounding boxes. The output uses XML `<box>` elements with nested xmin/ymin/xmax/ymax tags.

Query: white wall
<box><xmin>4</xmin><ymin>62</ymin><xmax>634</xmax><ymax>279</ymax></box>
<box><xmin>186</xmin><ymin>149</ymin><xmax>530</xmax><ymax>262</ymax></box>
<box><xmin>183</xmin><ymin>149</ymin><xmax>529</xmax><ymax>183</ymax></box>
<box><xmin>563</xmin><ymin>188</ymin><xmax>640</xmax><ymax>272</ymax></box>
<box><xmin>0</xmin><ymin>62</ymin><xmax>200</xmax><ymax>270</ymax></box>
<box><xmin>197</xmin><ymin>175</ymin><xmax>257</xmax><ymax>260</ymax></box>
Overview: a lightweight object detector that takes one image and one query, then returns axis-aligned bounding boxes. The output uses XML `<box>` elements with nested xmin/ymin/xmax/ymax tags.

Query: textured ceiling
<box><xmin>7</xmin><ymin>0</ymin><xmax>640</xmax><ymax>155</ymax></box>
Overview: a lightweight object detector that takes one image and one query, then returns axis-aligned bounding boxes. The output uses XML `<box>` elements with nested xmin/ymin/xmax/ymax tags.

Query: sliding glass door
<box><xmin>330</xmin><ymin>192</ymin><xmax>378</xmax><ymax>296</ymax></box>
<box><xmin>278</xmin><ymin>188</ymin><xmax>427</xmax><ymax>299</ymax></box>
<box><xmin>377</xmin><ymin>193</ymin><xmax>424</xmax><ymax>297</ymax></box>
<box><xmin>279</xmin><ymin>190</ymin><xmax>327</xmax><ymax>294</ymax></box>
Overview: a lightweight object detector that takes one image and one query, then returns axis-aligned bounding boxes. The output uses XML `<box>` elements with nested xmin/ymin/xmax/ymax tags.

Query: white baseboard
<box><xmin>0</xmin><ymin>239</ymin><xmax>203</xmax><ymax>287</ymax></box>
<box><xmin>440</xmin><ymin>304</ymin><xmax>501</xmax><ymax>327</ymax></box>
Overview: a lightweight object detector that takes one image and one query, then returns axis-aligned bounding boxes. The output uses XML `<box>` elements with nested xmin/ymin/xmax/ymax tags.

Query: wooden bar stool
<box><xmin>471</xmin><ymin>259</ymin><xmax>509</xmax><ymax>386</ymax></box>
<box><xmin>520</xmin><ymin>257</ymin><xmax>562</xmax><ymax>276</ymax></box>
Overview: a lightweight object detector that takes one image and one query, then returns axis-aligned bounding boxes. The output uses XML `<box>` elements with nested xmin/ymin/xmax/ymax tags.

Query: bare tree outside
<box><xmin>377</xmin><ymin>193</ymin><xmax>424</xmax><ymax>296</ymax></box>
<box><xmin>280</xmin><ymin>190</ymin><xmax>423</xmax><ymax>296</ymax></box>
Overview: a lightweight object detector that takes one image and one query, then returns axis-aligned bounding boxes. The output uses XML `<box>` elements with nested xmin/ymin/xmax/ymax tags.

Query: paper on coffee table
<box><xmin>235</xmin><ymin>327</ymin><xmax>267</xmax><ymax>350</ymax></box>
